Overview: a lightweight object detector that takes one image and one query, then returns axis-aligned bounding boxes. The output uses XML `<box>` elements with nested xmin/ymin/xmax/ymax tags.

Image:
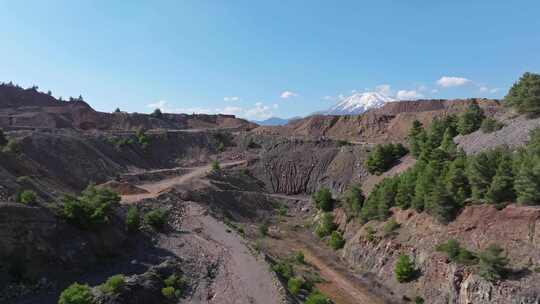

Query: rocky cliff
<box><xmin>339</xmin><ymin>204</ymin><xmax>540</xmax><ymax>304</ymax></box>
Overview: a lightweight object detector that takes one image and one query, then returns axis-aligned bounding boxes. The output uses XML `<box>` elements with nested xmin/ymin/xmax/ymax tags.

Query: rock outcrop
<box><xmin>341</xmin><ymin>204</ymin><xmax>540</xmax><ymax>304</ymax></box>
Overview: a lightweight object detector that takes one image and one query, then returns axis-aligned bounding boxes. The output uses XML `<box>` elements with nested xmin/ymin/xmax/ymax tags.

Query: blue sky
<box><xmin>1</xmin><ymin>1</ymin><xmax>539</xmax><ymax>120</ymax></box>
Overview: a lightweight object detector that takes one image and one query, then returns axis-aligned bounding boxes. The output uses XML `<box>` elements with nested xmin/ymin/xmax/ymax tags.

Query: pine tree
<box><xmin>343</xmin><ymin>185</ymin><xmax>364</xmax><ymax>219</ymax></box>
<box><xmin>426</xmin><ymin>181</ymin><xmax>457</xmax><ymax>224</ymax></box>
<box><xmin>445</xmin><ymin>151</ymin><xmax>470</xmax><ymax>205</ymax></box>
<box><xmin>394</xmin><ymin>254</ymin><xmax>415</xmax><ymax>283</ymax></box>
<box><xmin>486</xmin><ymin>154</ymin><xmax>515</xmax><ymax>205</ymax></box>
<box><xmin>408</xmin><ymin>120</ymin><xmax>424</xmax><ymax>158</ymax></box>
<box><xmin>514</xmin><ymin>157</ymin><xmax>540</xmax><ymax>205</ymax></box>
<box><xmin>412</xmin><ymin>164</ymin><xmax>436</xmax><ymax>211</ymax></box>
<box><xmin>478</xmin><ymin>244</ymin><xmax>509</xmax><ymax>282</ymax></box>
<box><xmin>377</xmin><ymin>177</ymin><xmax>398</xmax><ymax>220</ymax></box>
<box><xmin>468</xmin><ymin>152</ymin><xmax>496</xmax><ymax>200</ymax></box>
<box><xmin>395</xmin><ymin>171</ymin><xmax>416</xmax><ymax>209</ymax></box>
<box><xmin>440</xmin><ymin>128</ymin><xmax>457</xmax><ymax>157</ymax></box>
<box><xmin>457</xmin><ymin>103</ymin><xmax>485</xmax><ymax>135</ymax></box>
<box><xmin>504</xmin><ymin>72</ymin><xmax>540</xmax><ymax>116</ymax></box>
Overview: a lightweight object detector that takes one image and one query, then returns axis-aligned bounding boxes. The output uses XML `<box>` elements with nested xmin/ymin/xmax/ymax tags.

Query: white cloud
<box><xmin>479</xmin><ymin>86</ymin><xmax>500</xmax><ymax>94</ymax></box>
<box><xmin>280</xmin><ymin>90</ymin><xmax>298</xmax><ymax>99</ymax></box>
<box><xmin>223</xmin><ymin>96</ymin><xmax>240</xmax><ymax>102</ymax></box>
<box><xmin>243</xmin><ymin>102</ymin><xmax>277</xmax><ymax>120</ymax></box>
<box><xmin>396</xmin><ymin>90</ymin><xmax>424</xmax><ymax>100</ymax></box>
<box><xmin>147</xmin><ymin>100</ymin><xmax>168</xmax><ymax>111</ymax></box>
<box><xmin>375</xmin><ymin>84</ymin><xmax>392</xmax><ymax>96</ymax></box>
<box><xmin>437</xmin><ymin>76</ymin><xmax>471</xmax><ymax>88</ymax></box>
<box><xmin>322</xmin><ymin>96</ymin><xmax>334</xmax><ymax>101</ymax></box>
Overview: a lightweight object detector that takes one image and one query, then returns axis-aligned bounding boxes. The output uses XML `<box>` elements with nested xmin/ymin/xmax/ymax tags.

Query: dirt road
<box><xmin>121</xmin><ymin>160</ymin><xmax>246</xmax><ymax>203</ymax></box>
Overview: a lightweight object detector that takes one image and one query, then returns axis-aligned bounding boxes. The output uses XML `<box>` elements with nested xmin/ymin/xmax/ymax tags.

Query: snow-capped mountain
<box><xmin>323</xmin><ymin>92</ymin><xmax>395</xmax><ymax>115</ymax></box>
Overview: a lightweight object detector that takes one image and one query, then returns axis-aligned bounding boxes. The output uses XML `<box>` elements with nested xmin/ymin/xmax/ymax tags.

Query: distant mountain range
<box><xmin>322</xmin><ymin>92</ymin><xmax>395</xmax><ymax>115</ymax></box>
<box><xmin>252</xmin><ymin>116</ymin><xmax>301</xmax><ymax>126</ymax></box>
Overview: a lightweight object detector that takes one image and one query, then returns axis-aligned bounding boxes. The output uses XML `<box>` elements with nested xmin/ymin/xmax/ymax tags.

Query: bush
<box><xmin>383</xmin><ymin>218</ymin><xmax>400</xmax><ymax>236</ymax></box>
<box><xmin>342</xmin><ymin>185</ymin><xmax>364</xmax><ymax>219</ymax></box>
<box><xmin>436</xmin><ymin>239</ymin><xmax>477</xmax><ymax>265</ymax></box>
<box><xmin>61</xmin><ymin>185</ymin><xmax>120</xmax><ymax>230</ymax></box>
<box><xmin>125</xmin><ymin>206</ymin><xmax>140</xmax><ymax>232</ymax></box>
<box><xmin>143</xmin><ymin>209</ymin><xmax>168</xmax><ymax>230</ymax></box>
<box><xmin>504</xmin><ymin>72</ymin><xmax>540</xmax><ymax>116</ymax></box>
<box><xmin>210</xmin><ymin>160</ymin><xmax>220</xmax><ymax>172</ymax></box>
<box><xmin>313</xmin><ymin>188</ymin><xmax>333</xmax><ymax>211</ymax></box>
<box><xmin>414</xmin><ymin>296</ymin><xmax>425</xmax><ymax>304</ymax></box>
<box><xmin>365</xmin><ymin>225</ymin><xmax>376</xmax><ymax>242</ymax></box>
<box><xmin>99</xmin><ymin>274</ymin><xmax>125</xmax><ymax>294</ymax></box>
<box><xmin>58</xmin><ymin>283</ymin><xmax>94</xmax><ymax>304</ymax></box>
<box><xmin>315</xmin><ymin>212</ymin><xmax>335</xmax><ymax>238</ymax></box>
<box><xmin>135</xmin><ymin>129</ymin><xmax>150</xmax><ymax>149</ymax></box>
<box><xmin>151</xmin><ymin>108</ymin><xmax>163</xmax><ymax>118</ymax></box>
<box><xmin>161</xmin><ymin>286</ymin><xmax>175</xmax><ymax>299</ymax></box>
<box><xmin>217</xmin><ymin>142</ymin><xmax>225</xmax><ymax>152</ymax></box>
<box><xmin>17</xmin><ymin>189</ymin><xmax>37</xmax><ymax>205</ymax></box>
<box><xmin>336</xmin><ymin>139</ymin><xmax>351</xmax><ymax>147</ymax></box>
<box><xmin>258</xmin><ymin>220</ymin><xmax>269</xmax><ymax>237</ymax></box>
<box><xmin>3</xmin><ymin>139</ymin><xmax>20</xmax><ymax>154</ymax></box>
<box><xmin>328</xmin><ymin>231</ymin><xmax>345</xmax><ymax>250</ymax></box>
<box><xmin>305</xmin><ymin>291</ymin><xmax>331</xmax><ymax>304</ymax></box>
<box><xmin>478</xmin><ymin>244</ymin><xmax>509</xmax><ymax>282</ymax></box>
<box><xmin>457</xmin><ymin>103</ymin><xmax>485</xmax><ymax>135</ymax></box>
<box><xmin>294</xmin><ymin>251</ymin><xmax>305</xmax><ymax>264</ymax></box>
<box><xmin>365</xmin><ymin>143</ymin><xmax>408</xmax><ymax>174</ymax></box>
<box><xmin>480</xmin><ymin>117</ymin><xmax>504</xmax><ymax>133</ymax></box>
<box><xmin>394</xmin><ymin>254</ymin><xmax>415</xmax><ymax>283</ymax></box>
<box><xmin>287</xmin><ymin>277</ymin><xmax>303</xmax><ymax>295</ymax></box>
<box><xmin>272</xmin><ymin>260</ymin><xmax>294</xmax><ymax>280</ymax></box>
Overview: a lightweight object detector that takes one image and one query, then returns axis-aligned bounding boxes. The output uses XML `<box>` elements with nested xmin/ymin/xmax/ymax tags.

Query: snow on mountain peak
<box><xmin>323</xmin><ymin>92</ymin><xmax>395</xmax><ymax>115</ymax></box>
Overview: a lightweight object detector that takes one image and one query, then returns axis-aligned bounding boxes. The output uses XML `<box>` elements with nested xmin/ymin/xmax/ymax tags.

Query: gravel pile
<box><xmin>456</xmin><ymin>115</ymin><xmax>540</xmax><ymax>154</ymax></box>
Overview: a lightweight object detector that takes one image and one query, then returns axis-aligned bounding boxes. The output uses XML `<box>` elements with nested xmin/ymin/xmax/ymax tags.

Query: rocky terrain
<box><xmin>2</xmin><ymin>81</ymin><xmax>540</xmax><ymax>304</ymax></box>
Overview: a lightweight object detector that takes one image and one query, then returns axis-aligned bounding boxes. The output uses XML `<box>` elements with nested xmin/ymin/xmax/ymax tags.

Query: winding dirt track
<box><xmin>121</xmin><ymin>160</ymin><xmax>246</xmax><ymax>203</ymax></box>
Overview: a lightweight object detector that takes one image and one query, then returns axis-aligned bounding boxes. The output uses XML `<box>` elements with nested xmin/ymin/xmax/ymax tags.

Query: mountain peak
<box><xmin>323</xmin><ymin>92</ymin><xmax>395</xmax><ymax>115</ymax></box>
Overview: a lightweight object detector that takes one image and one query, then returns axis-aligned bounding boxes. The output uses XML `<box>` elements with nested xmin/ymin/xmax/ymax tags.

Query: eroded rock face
<box><xmin>250</xmin><ymin>139</ymin><xmax>368</xmax><ymax>194</ymax></box>
<box><xmin>341</xmin><ymin>205</ymin><xmax>540</xmax><ymax>304</ymax></box>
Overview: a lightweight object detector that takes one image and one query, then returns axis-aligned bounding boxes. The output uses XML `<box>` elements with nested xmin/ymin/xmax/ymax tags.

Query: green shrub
<box><xmin>143</xmin><ymin>208</ymin><xmax>168</xmax><ymax>230</ymax></box>
<box><xmin>315</xmin><ymin>212</ymin><xmax>335</xmax><ymax>238</ymax></box>
<box><xmin>217</xmin><ymin>142</ymin><xmax>225</xmax><ymax>152</ymax></box>
<box><xmin>504</xmin><ymin>72</ymin><xmax>540</xmax><ymax>116</ymax></box>
<box><xmin>99</xmin><ymin>274</ymin><xmax>125</xmax><ymax>294</ymax></box>
<box><xmin>3</xmin><ymin>139</ymin><xmax>20</xmax><ymax>154</ymax></box>
<box><xmin>336</xmin><ymin>139</ymin><xmax>351</xmax><ymax>147</ymax></box>
<box><xmin>305</xmin><ymin>291</ymin><xmax>330</xmax><ymax>304</ymax></box>
<box><xmin>414</xmin><ymin>296</ymin><xmax>425</xmax><ymax>304</ymax></box>
<box><xmin>125</xmin><ymin>206</ymin><xmax>140</xmax><ymax>232</ymax></box>
<box><xmin>365</xmin><ymin>143</ymin><xmax>408</xmax><ymax>174</ymax></box>
<box><xmin>394</xmin><ymin>254</ymin><xmax>415</xmax><ymax>283</ymax></box>
<box><xmin>151</xmin><ymin>108</ymin><xmax>163</xmax><ymax>118</ymax></box>
<box><xmin>58</xmin><ymin>283</ymin><xmax>94</xmax><ymax>304</ymax></box>
<box><xmin>17</xmin><ymin>189</ymin><xmax>37</xmax><ymax>205</ymax></box>
<box><xmin>272</xmin><ymin>260</ymin><xmax>294</xmax><ymax>280</ymax></box>
<box><xmin>342</xmin><ymin>185</ymin><xmax>364</xmax><ymax>219</ymax></box>
<box><xmin>258</xmin><ymin>220</ymin><xmax>269</xmax><ymax>237</ymax></box>
<box><xmin>480</xmin><ymin>117</ymin><xmax>504</xmax><ymax>133</ymax></box>
<box><xmin>163</xmin><ymin>273</ymin><xmax>186</xmax><ymax>293</ymax></box>
<box><xmin>328</xmin><ymin>231</ymin><xmax>345</xmax><ymax>250</ymax></box>
<box><xmin>478</xmin><ymin>244</ymin><xmax>509</xmax><ymax>282</ymax></box>
<box><xmin>294</xmin><ymin>251</ymin><xmax>305</xmax><ymax>264</ymax></box>
<box><xmin>313</xmin><ymin>188</ymin><xmax>333</xmax><ymax>211</ymax></box>
<box><xmin>61</xmin><ymin>185</ymin><xmax>120</xmax><ymax>230</ymax></box>
<box><xmin>210</xmin><ymin>160</ymin><xmax>220</xmax><ymax>172</ymax></box>
<box><xmin>436</xmin><ymin>239</ymin><xmax>477</xmax><ymax>265</ymax></box>
<box><xmin>135</xmin><ymin>129</ymin><xmax>150</xmax><ymax>149</ymax></box>
<box><xmin>457</xmin><ymin>103</ymin><xmax>485</xmax><ymax>135</ymax></box>
<box><xmin>365</xmin><ymin>225</ymin><xmax>376</xmax><ymax>242</ymax></box>
<box><xmin>287</xmin><ymin>277</ymin><xmax>303</xmax><ymax>295</ymax></box>
<box><xmin>383</xmin><ymin>218</ymin><xmax>400</xmax><ymax>236</ymax></box>
<box><xmin>161</xmin><ymin>286</ymin><xmax>175</xmax><ymax>299</ymax></box>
